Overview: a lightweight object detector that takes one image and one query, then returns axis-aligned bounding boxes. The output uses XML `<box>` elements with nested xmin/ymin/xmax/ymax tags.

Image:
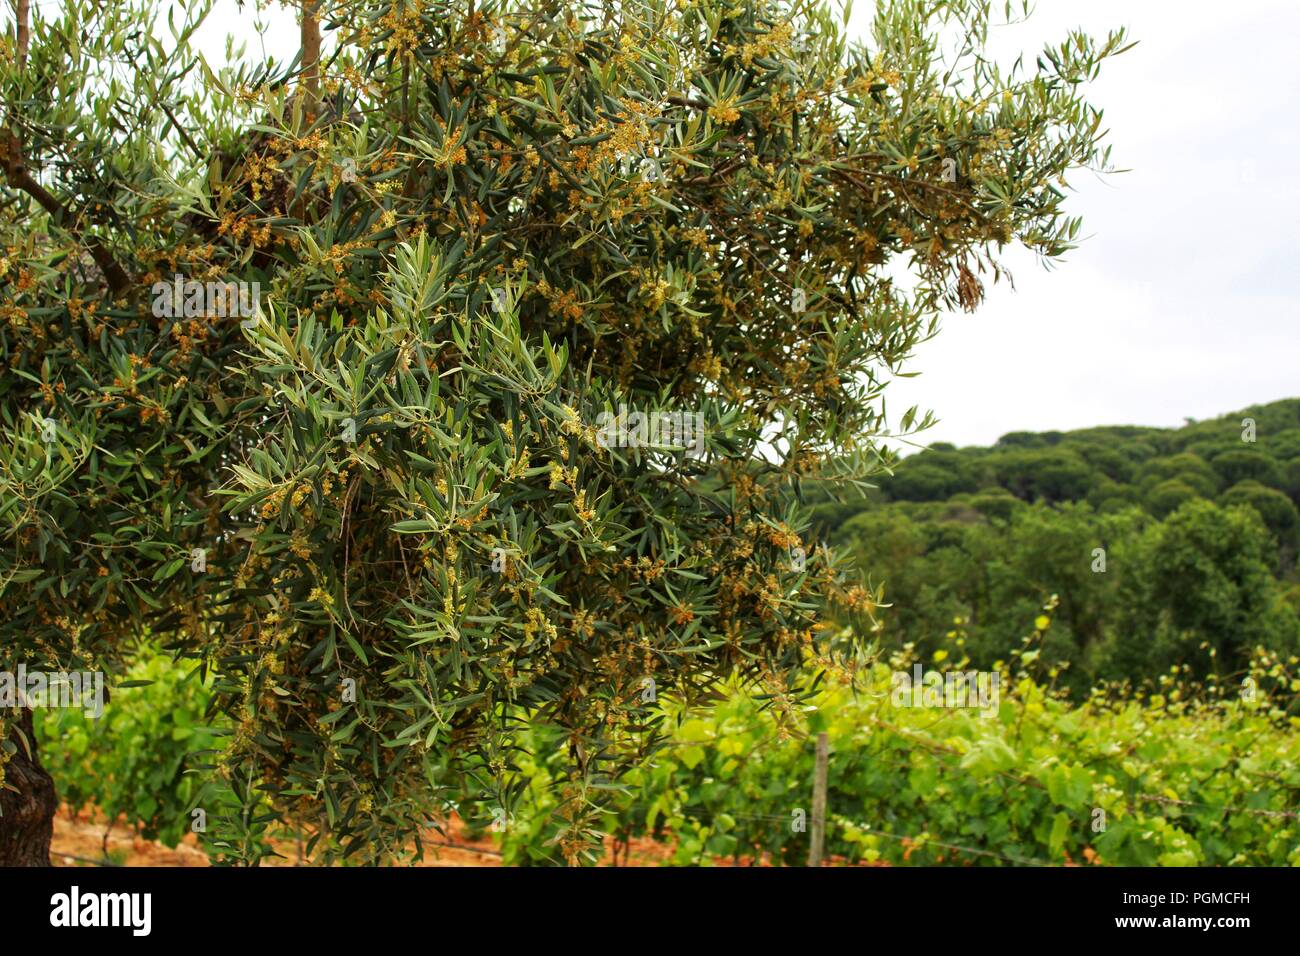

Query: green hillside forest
<box><xmin>810</xmin><ymin>398</ymin><xmax>1300</xmax><ymax>696</ymax></box>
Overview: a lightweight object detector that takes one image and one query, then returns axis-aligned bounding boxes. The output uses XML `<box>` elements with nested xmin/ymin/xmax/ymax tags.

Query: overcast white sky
<box><xmin>185</xmin><ymin>0</ymin><xmax>1300</xmax><ymax>448</ymax></box>
<box><xmin>852</xmin><ymin>0</ymin><xmax>1300</xmax><ymax>448</ymax></box>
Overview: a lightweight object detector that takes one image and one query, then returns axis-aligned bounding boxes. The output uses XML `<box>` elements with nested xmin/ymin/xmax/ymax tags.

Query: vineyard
<box><xmin>41</xmin><ymin>618</ymin><xmax>1300</xmax><ymax>867</ymax></box>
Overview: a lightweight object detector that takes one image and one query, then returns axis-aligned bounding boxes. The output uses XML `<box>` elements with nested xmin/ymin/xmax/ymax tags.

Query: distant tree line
<box><xmin>808</xmin><ymin>399</ymin><xmax>1300</xmax><ymax>694</ymax></box>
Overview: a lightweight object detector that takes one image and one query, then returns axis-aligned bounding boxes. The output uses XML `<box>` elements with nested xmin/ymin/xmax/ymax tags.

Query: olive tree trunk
<box><xmin>0</xmin><ymin>708</ymin><xmax>57</xmax><ymax>866</ymax></box>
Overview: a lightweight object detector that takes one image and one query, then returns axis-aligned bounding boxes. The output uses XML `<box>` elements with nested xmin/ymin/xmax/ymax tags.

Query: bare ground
<box><xmin>52</xmin><ymin>804</ymin><xmax>875</xmax><ymax>867</ymax></box>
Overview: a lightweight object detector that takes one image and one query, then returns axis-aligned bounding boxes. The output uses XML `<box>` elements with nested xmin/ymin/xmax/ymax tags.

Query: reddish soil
<box><xmin>51</xmin><ymin>805</ymin><xmax>502</xmax><ymax>867</ymax></box>
<box><xmin>51</xmin><ymin>804</ymin><xmax>876</xmax><ymax>867</ymax></box>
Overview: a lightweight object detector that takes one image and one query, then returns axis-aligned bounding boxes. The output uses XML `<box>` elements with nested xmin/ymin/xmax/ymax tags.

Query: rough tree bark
<box><xmin>15</xmin><ymin>0</ymin><xmax>28</xmax><ymax>69</ymax></box>
<box><xmin>301</xmin><ymin>0</ymin><xmax>320</xmax><ymax>104</ymax></box>
<box><xmin>0</xmin><ymin>708</ymin><xmax>57</xmax><ymax>867</ymax></box>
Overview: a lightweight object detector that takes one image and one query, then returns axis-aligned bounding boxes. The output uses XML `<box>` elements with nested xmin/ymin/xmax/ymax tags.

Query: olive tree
<box><xmin>0</xmin><ymin>0</ymin><xmax>1127</xmax><ymax>863</ymax></box>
